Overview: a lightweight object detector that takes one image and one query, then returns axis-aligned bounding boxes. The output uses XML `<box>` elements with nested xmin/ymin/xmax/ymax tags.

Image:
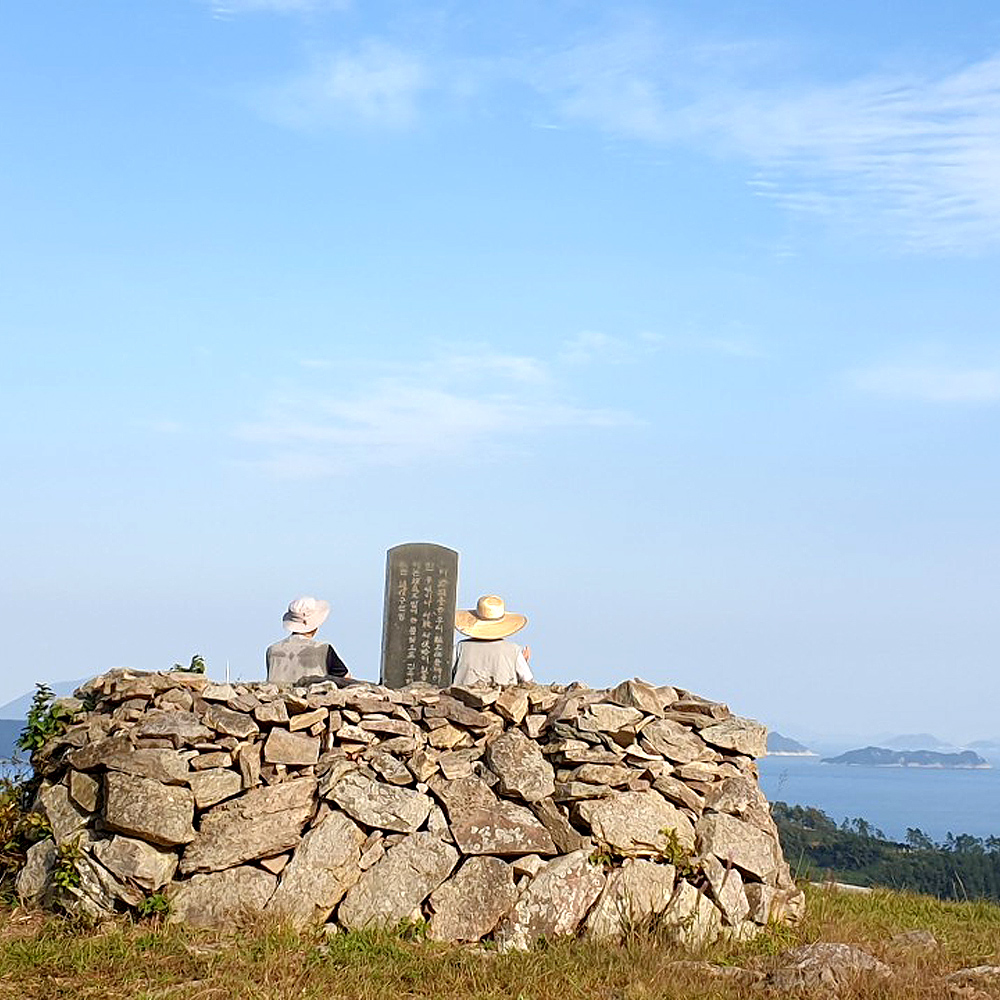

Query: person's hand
<box><xmin>522</xmin><ymin>645</ymin><xmax>531</xmax><ymax>662</ymax></box>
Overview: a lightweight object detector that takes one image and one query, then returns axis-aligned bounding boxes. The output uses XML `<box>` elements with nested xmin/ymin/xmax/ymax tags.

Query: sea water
<box><xmin>758</xmin><ymin>755</ymin><xmax>1000</xmax><ymax>843</ymax></box>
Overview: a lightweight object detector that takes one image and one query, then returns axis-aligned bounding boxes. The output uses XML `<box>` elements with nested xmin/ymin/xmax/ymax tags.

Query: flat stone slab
<box><xmin>606</xmin><ymin>678</ymin><xmax>664</xmax><ymax>717</ymax></box>
<box><xmin>769</xmin><ymin>942</ymin><xmax>892</xmax><ymax>992</ymax></box>
<box><xmin>39</xmin><ymin>783</ymin><xmax>89</xmax><ymax>846</ymax></box>
<box><xmin>16</xmin><ymin>839</ymin><xmax>56</xmax><ymax>905</ymax></box>
<box><xmin>188</xmin><ymin>768</ymin><xmax>243</xmax><ymax>809</ymax></box>
<box><xmin>430</xmin><ymin>776</ymin><xmax>556</xmax><ymax>856</ymax></box>
<box><xmin>133</xmin><ymin>710</ymin><xmax>212</xmax><ymax>745</ymax></box>
<box><xmin>577</xmin><ymin>704</ymin><xmax>644</xmax><ymax>737</ymax></box>
<box><xmin>699</xmin><ymin>718</ymin><xmax>766</xmax><ymax>758</ymax></box>
<box><xmin>92</xmin><ymin>835</ymin><xmax>179</xmax><ymax>891</ymax></box>
<box><xmin>180</xmin><ymin>777</ymin><xmax>316</xmax><ymax>874</ymax></box>
<box><xmin>328</xmin><ymin>772</ymin><xmax>432</xmax><ymax>833</ymax></box>
<box><xmin>586</xmin><ymin>858</ymin><xmax>676</xmax><ymax>939</ymax></box>
<box><xmin>529</xmin><ymin>798</ymin><xmax>592</xmax><ymax>854</ymax></box>
<box><xmin>696</xmin><ymin>813</ymin><xmax>780</xmax><ymax>882</ymax></box>
<box><xmin>703</xmin><ymin>854</ymin><xmax>750</xmax><ymax>925</ymax></box>
<box><xmin>496</xmin><ymin>850</ymin><xmax>604</xmax><ymax>951</ymax></box>
<box><xmin>103</xmin><ymin>773</ymin><xmax>196</xmax><ymax>847</ymax></box>
<box><xmin>167</xmin><ymin>865</ymin><xmax>277</xmax><ymax>929</ymax></box>
<box><xmin>484</xmin><ymin>728</ymin><xmax>555</xmax><ymax>802</ymax></box>
<box><xmin>264</xmin><ymin>729</ymin><xmax>320</xmax><ymax>766</ymax></box>
<box><xmin>638</xmin><ymin>720</ymin><xmax>708</xmax><ymax>764</ymax></box>
<box><xmin>428</xmin><ymin>857</ymin><xmax>518</xmax><ymax>942</ymax></box>
<box><xmin>662</xmin><ymin>880</ymin><xmax>722</xmax><ymax>948</ymax></box>
<box><xmin>267</xmin><ymin>810</ymin><xmax>365</xmax><ymax>927</ymax></box>
<box><xmin>577</xmin><ymin>790</ymin><xmax>695</xmax><ymax>855</ymax></box>
<box><xmin>204</xmin><ymin>704</ymin><xmax>259</xmax><ymax>740</ymax></box>
<box><xmin>338</xmin><ymin>832</ymin><xmax>458</xmax><ymax>930</ymax></box>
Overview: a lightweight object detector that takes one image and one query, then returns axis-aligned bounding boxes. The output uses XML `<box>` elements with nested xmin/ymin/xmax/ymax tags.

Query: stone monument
<box><xmin>380</xmin><ymin>542</ymin><xmax>458</xmax><ymax>689</ymax></box>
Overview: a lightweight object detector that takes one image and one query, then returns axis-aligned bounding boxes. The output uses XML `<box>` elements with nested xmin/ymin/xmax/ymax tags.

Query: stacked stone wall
<box><xmin>17</xmin><ymin>671</ymin><xmax>803</xmax><ymax>947</ymax></box>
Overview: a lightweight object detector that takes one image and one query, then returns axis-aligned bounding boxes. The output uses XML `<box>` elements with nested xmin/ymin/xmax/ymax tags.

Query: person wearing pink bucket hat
<box><xmin>265</xmin><ymin>596</ymin><xmax>349</xmax><ymax>685</ymax></box>
<box><xmin>452</xmin><ymin>594</ymin><xmax>534</xmax><ymax>687</ymax></box>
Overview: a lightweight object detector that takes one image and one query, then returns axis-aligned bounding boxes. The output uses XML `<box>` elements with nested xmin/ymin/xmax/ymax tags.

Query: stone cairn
<box><xmin>17</xmin><ymin>671</ymin><xmax>803</xmax><ymax>947</ymax></box>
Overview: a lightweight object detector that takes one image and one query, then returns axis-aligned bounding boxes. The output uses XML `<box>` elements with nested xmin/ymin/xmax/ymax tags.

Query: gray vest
<box><xmin>266</xmin><ymin>634</ymin><xmax>330</xmax><ymax>685</ymax></box>
<box><xmin>453</xmin><ymin>639</ymin><xmax>520</xmax><ymax>687</ymax></box>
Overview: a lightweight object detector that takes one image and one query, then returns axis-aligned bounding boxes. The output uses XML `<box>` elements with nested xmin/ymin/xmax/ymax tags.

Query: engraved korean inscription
<box><xmin>380</xmin><ymin>543</ymin><xmax>458</xmax><ymax>689</ymax></box>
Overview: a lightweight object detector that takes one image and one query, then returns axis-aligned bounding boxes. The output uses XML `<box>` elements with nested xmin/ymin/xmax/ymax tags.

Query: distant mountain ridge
<box><xmin>822</xmin><ymin>746</ymin><xmax>991</xmax><ymax>769</ymax></box>
<box><xmin>0</xmin><ymin>679</ymin><xmax>86</xmax><ymax>720</ymax></box>
<box><xmin>881</xmin><ymin>733</ymin><xmax>953</xmax><ymax>751</ymax></box>
<box><xmin>767</xmin><ymin>731</ymin><xmax>816</xmax><ymax>755</ymax></box>
<box><xmin>0</xmin><ymin>719</ymin><xmax>24</xmax><ymax>765</ymax></box>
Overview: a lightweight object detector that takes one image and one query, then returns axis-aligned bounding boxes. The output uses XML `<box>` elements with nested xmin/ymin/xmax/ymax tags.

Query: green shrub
<box><xmin>0</xmin><ymin>770</ymin><xmax>50</xmax><ymax>900</ymax></box>
<box><xmin>17</xmin><ymin>684</ymin><xmax>76</xmax><ymax>754</ymax></box>
<box><xmin>137</xmin><ymin>892</ymin><xmax>170</xmax><ymax>920</ymax></box>
<box><xmin>171</xmin><ymin>654</ymin><xmax>206</xmax><ymax>674</ymax></box>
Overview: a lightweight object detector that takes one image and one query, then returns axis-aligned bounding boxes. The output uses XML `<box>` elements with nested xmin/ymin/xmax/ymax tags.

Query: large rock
<box><xmin>529</xmin><ymin>798</ymin><xmax>592</xmax><ymax>853</ymax></box>
<box><xmin>430</xmin><ymin>776</ymin><xmax>556</xmax><ymax>856</ymax></box>
<box><xmin>103</xmin><ymin>773</ymin><xmax>196</xmax><ymax>847</ymax></box>
<box><xmin>652</xmin><ymin>774</ymin><xmax>704</xmax><ymax>814</ymax></box>
<box><xmin>484</xmin><ymin>729</ymin><xmax>555</xmax><ymax>802</ymax></box>
<box><xmin>92</xmin><ymin>835</ymin><xmax>178</xmax><ymax>891</ymax></box>
<box><xmin>428</xmin><ymin>857</ymin><xmax>518</xmax><ymax>942</ymax></box>
<box><xmin>188</xmin><ymin>768</ymin><xmax>243</xmax><ymax>809</ymax></box>
<box><xmin>267</xmin><ymin>810</ymin><xmax>365</xmax><ymax>927</ymax></box>
<box><xmin>577</xmin><ymin>790</ymin><xmax>695</xmax><ymax>855</ymax></box>
<box><xmin>38</xmin><ymin>783</ymin><xmax>89</xmax><ymax>846</ymax></box>
<box><xmin>180</xmin><ymin>777</ymin><xmax>316</xmax><ymax>873</ymax></box>
<box><xmin>699</xmin><ymin>718</ymin><xmax>767</xmax><ymax>758</ymax></box>
<box><xmin>106</xmin><ymin>748</ymin><xmax>190</xmax><ymax>785</ymax></box>
<box><xmin>696</xmin><ymin>813</ymin><xmax>780</xmax><ymax>882</ymax></box>
<box><xmin>167</xmin><ymin>865</ymin><xmax>277</xmax><ymax>929</ymax></box>
<box><xmin>16</xmin><ymin>838</ymin><xmax>56</xmax><ymax>905</ymax></box>
<box><xmin>662</xmin><ymin>880</ymin><xmax>722</xmax><ymax>948</ymax></box>
<box><xmin>263</xmin><ymin>729</ymin><xmax>319</xmax><ymax>766</ymax></box>
<box><xmin>328</xmin><ymin>773</ymin><xmax>432</xmax><ymax>833</ymax></box>
<box><xmin>495</xmin><ymin>850</ymin><xmax>604</xmax><ymax>951</ymax></box>
<box><xmin>638</xmin><ymin>720</ymin><xmax>708</xmax><ymax>764</ymax></box>
<box><xmin>67</xmin><ymin>733</ymin><xmax>133</xmax><ymax>771</ymax></box>
<box><xmin>606</xmin><ymin>679</ymin><xmax>664</xmax><ymax>717</ymax></box>
<box><xmin>585</xmin><ymin>858</ymin><xmax>676</xmax><ymax>939</ymax></box>
<box><xmin>71</xmin><ymin>848</ymin><xmax>139</xmax><ymax>916</ymax></box>
<box><xmin>338</xmin><ymin>832</ymin><xmax>458</xmax><ymax>930</ymax></box>
<box><xmin>702</xmin><ymin>854</ymin><xmax>750</xmax><ymax>925</ymax></box>
<box><xmin>68</xmin><ymin>770</ymin><xmax>99</xmax><ymax>812</ymax></box>
<box><xmin>204</xmin><ymin>704</ymin><xmax>259</xmax><ymax>740</ymax></box>
<box><xmin>577</xmin><ymin>704</ymin><xmax>644</xmax><ymax>738</ymax></box>
<box><xmin>494</xmin><ymin>688</ymin><xmax>529</xmax><ymax>725</ymax></box>
<box><xmin>769</xmin><ymin>943</ymin><xmax>892</xmax><ymax>993</ymax></box>
<box><xmin>133</xmin><ymin>710</ymin><xmax>211</xmax><ymax>745</ymax></box>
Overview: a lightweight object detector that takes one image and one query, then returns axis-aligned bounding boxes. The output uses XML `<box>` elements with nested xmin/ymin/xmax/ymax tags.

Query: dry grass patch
<box><xmin>0</xmin><ymin>885</ymin><xmax>998</xmax><ymax>1000</ymax></box>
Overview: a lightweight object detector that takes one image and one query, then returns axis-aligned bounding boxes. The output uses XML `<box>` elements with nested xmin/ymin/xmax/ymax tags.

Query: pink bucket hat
<box><xmin>282</xmin><ymin>596</ymin><xmax>330</xmax><ymax>633</ymax></box>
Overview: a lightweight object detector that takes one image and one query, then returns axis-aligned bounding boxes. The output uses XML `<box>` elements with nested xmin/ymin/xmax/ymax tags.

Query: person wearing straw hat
<box><xmin>266</xmin><ymin>596</ymin><xmax>349</xmax><ymax>685</ymax></box>
<box><xmin>453</xmin><ymin>594</ymin><xmax>533</xmax><ymax>687</ymax></box>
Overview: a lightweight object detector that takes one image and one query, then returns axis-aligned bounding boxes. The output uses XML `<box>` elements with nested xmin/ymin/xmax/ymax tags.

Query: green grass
<box><xmin>0</xmin><ymin>885</ymin><xmax>998</xmax><ymax>999</ymax></box>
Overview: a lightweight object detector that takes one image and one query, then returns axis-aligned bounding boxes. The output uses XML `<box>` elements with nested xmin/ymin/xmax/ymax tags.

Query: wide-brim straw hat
<box><xmin>282</xmin><ymin>596</ymin><xmax>330</xmax><ymax>633</ymax></box>
<box><xmin>455</xmin><ymin>594</ymin><xmax>527</xmax><ymax>639</ymax></box>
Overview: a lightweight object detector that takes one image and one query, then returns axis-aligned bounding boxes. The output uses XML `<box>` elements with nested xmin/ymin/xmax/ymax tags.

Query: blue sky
<box><xmin>2</xmin><ymin>0</ymin><xmax>999</xmax><ymax>743</ymax></box>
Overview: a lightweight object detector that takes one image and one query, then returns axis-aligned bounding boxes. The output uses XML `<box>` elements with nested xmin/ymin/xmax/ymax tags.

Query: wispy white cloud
<box><xmin>520</xmin><ymin>30</ymin><xmax>1000</xmax><ymax>252</ymax></box>
<box><xmin>559</xmin><ymin>330</ymin><xmax>669</xmax><ymax>365</ymax></box>
<box><xmin>237</xmin><ymin>13</ymin><xmax>1000</xmax><ymax>251</ymax></box>
<box><xmin>237</xmin><ymin>347</ymin><xmax>637</xmax><ymax>478</ymax></box>
<box><xmin>257</xmin><ymin>41</ymin><xmax>429</xmax><ymax>129</ymax></box>
<box><xmin>851</xmin><ymin>363</ymin><xmax>1000</xmax><ymax>402</ymax></box>
<box><xmin>208</xmin><ymin>0</ymin><xmax>350</xmax><ymax>16</ymax></box>
<box><xmin>560</xmin><ymin>330</ymin><xmax>637</xmax><ymax>365</ymax></box>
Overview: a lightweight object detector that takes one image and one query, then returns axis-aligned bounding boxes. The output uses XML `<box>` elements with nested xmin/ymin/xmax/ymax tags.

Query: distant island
<box><xmin>767</xmin><ymin>731</ymin><xmax>816</xmax><ymax>756</ymax></box>
<box><xmin>822</xmin><ymin>746</ymin><xmax>992</xmax><ymax>769</ymax></box>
